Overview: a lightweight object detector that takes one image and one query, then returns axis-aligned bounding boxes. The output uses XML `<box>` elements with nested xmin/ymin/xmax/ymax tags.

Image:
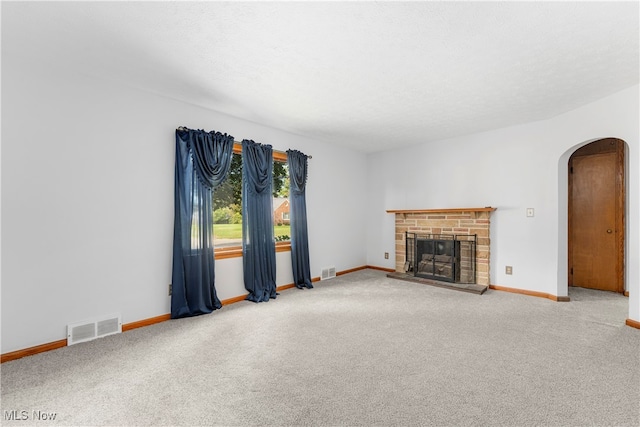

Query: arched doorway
<box><xmin>568</xmin><ymin>138</ymin><xmax>625</xmax><ymax>293</ymax></box>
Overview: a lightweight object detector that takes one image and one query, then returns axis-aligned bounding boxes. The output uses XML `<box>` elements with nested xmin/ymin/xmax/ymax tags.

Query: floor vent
<box><xmin>321</xmin><ymin>266</ymin><xmax>336</xmax><ymax>280</ymax></box>
<box><xmin>67</xmin><ymin>313</ymin><xmax>122</xmax><ymax>346</ymax></box>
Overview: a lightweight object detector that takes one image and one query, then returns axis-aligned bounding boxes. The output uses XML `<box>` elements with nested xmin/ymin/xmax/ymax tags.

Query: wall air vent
<box><xmin>321</xmin><ymin>266</ymin><xmax>336</xmax><ymax>280</ymax></box>
<box><xmin>67</xmin><ymin>313</ymin><xmax>122</xmax><ymax>346</ymax></box>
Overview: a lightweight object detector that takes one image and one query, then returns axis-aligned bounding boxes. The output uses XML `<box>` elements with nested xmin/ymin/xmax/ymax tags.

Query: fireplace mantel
<box><xmin>387</xmin><ymin>207</ymin><xmax>496</xmax><ymax>214</ymax></box>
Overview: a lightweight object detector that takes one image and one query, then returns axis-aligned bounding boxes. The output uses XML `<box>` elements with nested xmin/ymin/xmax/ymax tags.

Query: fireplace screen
<box><xmin>405</xmin><ymin>232</ymin><xmax>477</xmax><ymax>283</ymax></box>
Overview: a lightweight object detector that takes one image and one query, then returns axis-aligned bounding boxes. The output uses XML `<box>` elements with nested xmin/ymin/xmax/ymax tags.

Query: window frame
<box><xmin>214</xmin><ymin>143</ymin><xmax>290</xmax><ymax>259</ymax></box>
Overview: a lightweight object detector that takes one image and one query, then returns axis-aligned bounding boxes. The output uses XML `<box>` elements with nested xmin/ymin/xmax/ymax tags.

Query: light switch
<box><xmin>526</xmin><ymin>208</ymin><xmax>534</xmax><ymax>217</ymax></box>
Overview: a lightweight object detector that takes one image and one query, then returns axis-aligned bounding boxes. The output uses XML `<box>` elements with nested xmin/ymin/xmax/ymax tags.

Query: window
<box><xmin>212</xmin><ymin>144</ymin><xmax>290</xmax><ymax>257</ymax></box>
<box><xmin>272</xmin><ymin>160</ymin><xmax>290</xmax><ymax>242</ymax></box>
<box><xmin>212</xmin><ymin>152</ymin><xmax>243</xmax><ymax>249</ymax></box>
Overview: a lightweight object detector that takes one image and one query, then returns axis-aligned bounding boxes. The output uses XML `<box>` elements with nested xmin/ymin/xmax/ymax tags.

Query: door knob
<box><xmin>607</xmin><ymin>229</ymin><xmax>613</xmax><ymax>234</ymax></box>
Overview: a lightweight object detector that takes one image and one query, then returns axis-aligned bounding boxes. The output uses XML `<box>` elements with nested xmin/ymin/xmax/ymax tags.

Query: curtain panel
<box><xmin>242</xmin><ymin>139</ymin><xmax>277</xmax><ymax>302</ymax></box>
<box><xmin>287</xmin><ymin>149</ymin><xmax>313</xmax><ymax>289</ymax></box>
<box><xmin>171</xmin><ymin>128</ymin><xmax>234</xmax><ymax>318</ymax></box>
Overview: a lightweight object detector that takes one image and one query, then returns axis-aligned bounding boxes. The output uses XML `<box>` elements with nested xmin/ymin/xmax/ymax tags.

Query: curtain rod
<box><xmin>176</xmin><ymin>126</ymin><xmax>312</xmax><ymax>159</ymax></box>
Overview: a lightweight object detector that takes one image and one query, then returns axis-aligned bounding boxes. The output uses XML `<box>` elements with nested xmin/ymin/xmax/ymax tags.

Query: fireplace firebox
<box><xmin>405</xmin><ymin>232</ymin><xmax>477</xmax><ymax>283</ymax></box>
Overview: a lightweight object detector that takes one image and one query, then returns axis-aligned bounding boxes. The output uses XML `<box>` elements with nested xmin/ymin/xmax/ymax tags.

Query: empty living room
<box><xmin>2</xmin><ymin>2</ymin><xmax>639</xmax><ymax>426</ymax></box>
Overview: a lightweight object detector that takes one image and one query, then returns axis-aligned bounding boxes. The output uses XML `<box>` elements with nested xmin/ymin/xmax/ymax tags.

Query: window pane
<box><xmin>273</xmin><ymin>161</ymin><xmax>290</xmax><ymax>242</ymax></box>
<box><xmin>213</xmin><ymin>153</ymin><xmax>242</xmax><ymax>248</ymax></box>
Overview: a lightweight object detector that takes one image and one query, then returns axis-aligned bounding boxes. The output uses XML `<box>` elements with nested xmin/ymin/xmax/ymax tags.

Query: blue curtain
<box><xmin>171</xmin><ymin>128</ymin><xmax>234</xmax><ymax>318</ymax></box>
<box><xmin>242</xmin><ymin>140</ymin><xmax>277</xmax><ymax>302</ymax></box>
<box><xmin>287</xmin><ymin>150</ymin><xmax>313</xmax><ymax>289</ymax></box>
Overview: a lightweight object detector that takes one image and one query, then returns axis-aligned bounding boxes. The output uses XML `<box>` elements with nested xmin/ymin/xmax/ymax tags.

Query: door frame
<box><xmin>568</xmin><ymin>138</ymin><xmax>625</xmax><ymax>293</ymax></box>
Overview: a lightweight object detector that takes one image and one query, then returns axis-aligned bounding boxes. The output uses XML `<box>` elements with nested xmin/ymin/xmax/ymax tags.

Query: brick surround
<box><xmin>388</xmin><ymin>208</ymin><xmax>496</xmax><ymax>286</ymax></box>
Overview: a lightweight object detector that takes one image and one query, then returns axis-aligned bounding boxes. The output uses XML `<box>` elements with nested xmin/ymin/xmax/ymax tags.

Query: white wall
<box><xmin>366</xmin><ymin>85</ymin><xmax>639</xmax><ymax>321</ymax></box>
<box><xmin>1</xmin><ymin>54</ymin><xmax>368</xmax><ymax>353</ymax></box>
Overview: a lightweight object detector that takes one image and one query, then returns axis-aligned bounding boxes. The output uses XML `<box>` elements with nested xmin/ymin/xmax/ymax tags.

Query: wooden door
<box><xmin>569</xmin><ymin>139</ymin><xmax>624</xmax><ymax>293</ymax></box>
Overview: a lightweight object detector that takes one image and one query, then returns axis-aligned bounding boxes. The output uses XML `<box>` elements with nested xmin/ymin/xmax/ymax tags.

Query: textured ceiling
<box><xmin>2</xmin><ymin>2</ymin><xmax>639</xmax><ymax>153</ymax></box>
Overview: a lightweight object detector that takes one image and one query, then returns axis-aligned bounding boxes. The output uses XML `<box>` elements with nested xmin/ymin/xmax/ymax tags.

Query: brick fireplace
<box><xmin>387</xmin><ymin>207</ymin><xmax>496</xmax><ymax>286</ymax></box>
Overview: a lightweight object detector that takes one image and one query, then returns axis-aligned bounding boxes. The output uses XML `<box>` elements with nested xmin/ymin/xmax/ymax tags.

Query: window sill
<box><xmin>214</xmin><ymin>242</ymin><xmax>291</xmax><ymax>260</ymax></box>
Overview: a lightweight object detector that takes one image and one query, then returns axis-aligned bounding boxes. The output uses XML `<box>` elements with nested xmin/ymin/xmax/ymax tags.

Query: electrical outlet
<box><xmin>505</xmin><ymin>266</ymin><xmax>513</xmax><ymax>275</ymax></box>
<box><xmin>168</xmin><ymin>284</ymin><xmax>172</xmax><ymax>296</ymax></box>
<box><xmin>384</xmin><ymin>252</ymin><xmax>389</xmax><ymax>259</ymax></box>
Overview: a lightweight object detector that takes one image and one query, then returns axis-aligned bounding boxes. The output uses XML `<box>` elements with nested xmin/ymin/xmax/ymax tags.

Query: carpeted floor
<box><xmin>1</xmin><ymin>269</ymin><xmax>639</xmax><ymax>426</ymax></box>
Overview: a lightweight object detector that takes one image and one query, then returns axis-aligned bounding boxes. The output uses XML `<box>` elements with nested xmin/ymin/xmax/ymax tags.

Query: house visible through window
<box><xmin>212</xmin><ymin>146</ymin><xmax>290</xmax><ymax>249</ymax></box>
